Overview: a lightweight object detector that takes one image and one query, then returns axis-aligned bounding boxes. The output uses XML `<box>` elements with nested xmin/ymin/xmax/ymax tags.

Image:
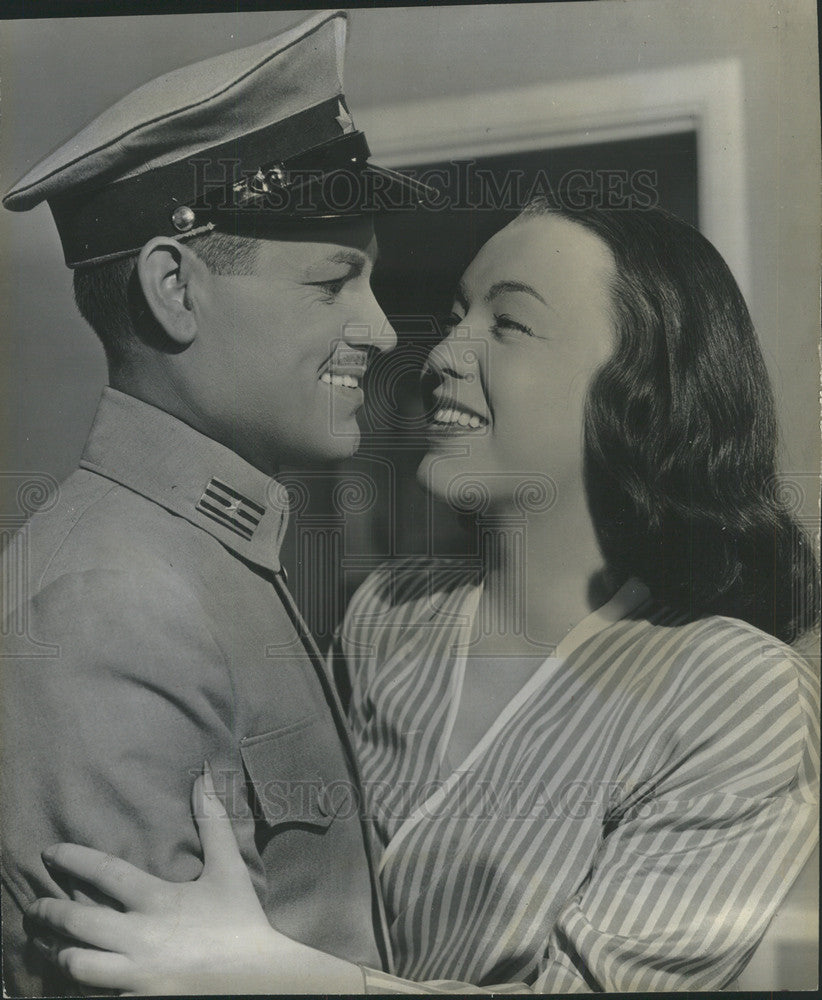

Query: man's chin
<box><xmin>284</xmin><ymin>432</ymin><xmax>361</xmax><ymax>469</ymax></box>
<box><xmin>327</xmin><ymin>425</ymin><xmax>361</xmax><ymax>462</ymax></box>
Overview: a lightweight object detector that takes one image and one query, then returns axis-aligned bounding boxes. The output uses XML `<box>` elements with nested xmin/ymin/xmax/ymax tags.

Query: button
<box><xmin>317</xmin><ymin>785</ymin><xmax>332</xmax><ymax>817</ymax></box>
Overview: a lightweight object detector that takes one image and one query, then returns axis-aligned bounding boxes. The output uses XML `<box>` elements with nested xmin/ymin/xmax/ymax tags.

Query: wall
<box><xmin>1</xmin><ymin>0</ymin><xmax>819</xmax><ymax>519</ymax></box>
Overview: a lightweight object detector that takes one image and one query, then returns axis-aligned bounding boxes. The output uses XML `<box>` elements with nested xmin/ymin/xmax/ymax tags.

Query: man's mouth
<box><xmin>320</xmin><ymin>371</ymin><xmax>362</xmax><ymax>389</ymax></box>
<box><xmin>319</xmin><ymin>349</ymin><xmax>369</xmax><ymax>390</ymax></box>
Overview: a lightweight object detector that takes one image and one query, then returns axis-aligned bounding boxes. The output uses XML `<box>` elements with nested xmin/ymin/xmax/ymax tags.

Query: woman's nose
<box><xmin>425</xmin><ymin>327</ymin><xmax>481</xmax><ymax>381</ymax></box>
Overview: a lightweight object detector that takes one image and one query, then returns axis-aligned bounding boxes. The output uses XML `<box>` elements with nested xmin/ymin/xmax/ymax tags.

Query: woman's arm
<box><xmin>29</xmin><ymin>646</ymin><xmax>818</xmax><ymax>994</ymax></box>
<box><xmin>28</xmin><ymin>760</ymin><xmax>815</xmax><ymax>995</ymax></box>
<box><xmin>33</xmin><ymin>762</ymin><xmax>815</xmax><ymax>996</ymax></box>
<box><xmin>28</xmin><ymin>766</ymin><xmax>363</xmax><ymax>995</ymax></box>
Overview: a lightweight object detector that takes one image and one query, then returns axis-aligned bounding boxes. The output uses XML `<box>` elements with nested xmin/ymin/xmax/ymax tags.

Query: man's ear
<box><xmin>137</xmin><ymin>237</ymin><xmax>205</xmax><ymax>348</ymax></box>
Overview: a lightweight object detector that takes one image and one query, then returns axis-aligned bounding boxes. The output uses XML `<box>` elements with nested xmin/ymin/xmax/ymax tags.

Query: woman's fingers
<box><xmin>42</xmin><ymin>844</ymin><xmax>162</xmax><ymax>911</ymax></box>
<box><xmin>193</xmin><ymin>763</ymin><xmax>248</xmax><ymax>884</ymax></box>
<box><xmin>33</xmin><ymin>936</ymin><xmax>137</xmax><ymax>991</ymax></box>
<box><xmin>27</xmin><ymin>897</ymin><xmax>129</xmax><ymax>953</ymax></box>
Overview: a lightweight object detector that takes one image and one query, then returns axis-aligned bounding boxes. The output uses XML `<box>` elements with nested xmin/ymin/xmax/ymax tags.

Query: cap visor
<box><xmin>363</xmin><ymin>163</ymin><xmax>437</xmax><ymax>209</ymax></box>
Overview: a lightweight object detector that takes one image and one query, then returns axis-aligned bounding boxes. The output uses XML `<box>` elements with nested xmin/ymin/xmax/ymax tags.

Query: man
<box><xmin>1</xmin><ymin>11</ymin><xmax>430</xmax><ymax>994</ymax></box>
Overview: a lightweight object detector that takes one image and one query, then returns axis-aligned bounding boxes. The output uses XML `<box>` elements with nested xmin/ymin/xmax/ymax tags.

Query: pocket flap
<box><xmin>240</xmin><ymin>718</ymin><xmax>336</xmax><ymax>830</ymax></box>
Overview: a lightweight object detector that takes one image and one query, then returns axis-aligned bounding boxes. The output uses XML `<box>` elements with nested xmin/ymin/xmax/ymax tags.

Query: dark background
<box><xmin>281</xmin><ymin>131</ymin><xmax>699</xmax><ymax>645</ymax></box>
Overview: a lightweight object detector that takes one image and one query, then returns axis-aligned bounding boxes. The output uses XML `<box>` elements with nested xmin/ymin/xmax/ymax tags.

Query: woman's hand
<box><xmin>26</xmin><ymin>764</ymin><xmax>363</xmax><ymax>995</ymax></box>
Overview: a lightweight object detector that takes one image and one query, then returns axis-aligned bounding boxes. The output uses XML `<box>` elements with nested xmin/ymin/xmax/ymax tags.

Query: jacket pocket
<box><xmin>240</xmin><ymin>717</ymin><xmax>337</xmax><ymax>830</ymax></box>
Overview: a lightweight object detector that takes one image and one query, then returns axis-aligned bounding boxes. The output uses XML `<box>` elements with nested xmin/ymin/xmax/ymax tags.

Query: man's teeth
<box><xmin>320</xmin><ymin>372</ymin><xmax>360</xmax><ymax>388</ymax></box>
<box><xmin>432</xmin><ymin>407</ymin><xmax>487</xmax><ymax>429</ymax></box>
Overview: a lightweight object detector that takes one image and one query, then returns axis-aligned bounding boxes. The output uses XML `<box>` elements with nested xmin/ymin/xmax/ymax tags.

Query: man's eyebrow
<box><xmin>325</xmin><ymin>247</ymin><xmax>374</xmax><ymax>275</ymax></box>
<box><xmin>485</xmin><ymin>280</ymin><xmax>548</xmax><ymax>307</ymax></box>
<box><xmin>300</xmin><ymin>247</ymin><xmax>376</xmax><ymax>282</ymax></box>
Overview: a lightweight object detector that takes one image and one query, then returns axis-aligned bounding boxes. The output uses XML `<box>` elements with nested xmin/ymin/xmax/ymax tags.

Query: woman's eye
<box><xmin>441</xmin><ymin>313</ymin><xmax>465</xmax><ymax>335</ymax></box>
<box><xmin>492</xmin><ymin>314</ymin><xmax>534</xmax><ymax>338</ymax></box>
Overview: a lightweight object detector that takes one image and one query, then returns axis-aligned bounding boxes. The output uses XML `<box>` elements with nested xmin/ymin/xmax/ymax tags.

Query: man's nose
<box><xmin>342</xmin><ymin>292</ymin><xmax>398</xmax><ymax>354</ymax></box>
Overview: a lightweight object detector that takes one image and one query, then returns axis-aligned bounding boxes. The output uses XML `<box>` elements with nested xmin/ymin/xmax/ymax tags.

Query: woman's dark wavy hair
<box><xmin>520</xmin><ymin>200</ymin><xmax>818</xmax><ymax>643</ymax></box>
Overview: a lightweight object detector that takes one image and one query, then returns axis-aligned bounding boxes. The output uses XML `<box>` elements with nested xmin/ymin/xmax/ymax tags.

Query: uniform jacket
<box><xmin>1</xmin><ymin>388</ymin><xmax>389</xmax><ymax>996</ymax></box>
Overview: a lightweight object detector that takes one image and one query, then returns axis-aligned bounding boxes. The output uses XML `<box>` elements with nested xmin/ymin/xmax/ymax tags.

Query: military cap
<box><xmin>3</xmin><ymin>10</ymin><xmax>431</xmax><ymax>267</ymax></box>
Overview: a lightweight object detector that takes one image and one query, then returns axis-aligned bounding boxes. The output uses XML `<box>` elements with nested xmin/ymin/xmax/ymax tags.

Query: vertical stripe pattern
<box><xmin>335</xmin><ymin>559</ymin><xmax>819</xmax><ymax>993</ymax></box>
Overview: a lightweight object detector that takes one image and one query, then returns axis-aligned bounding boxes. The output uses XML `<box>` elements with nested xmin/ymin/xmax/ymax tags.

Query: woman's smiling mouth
<box><xmin>428</xmin><ymin>402</ymin><xmax>489</xmax><ymax>431</ymax></box>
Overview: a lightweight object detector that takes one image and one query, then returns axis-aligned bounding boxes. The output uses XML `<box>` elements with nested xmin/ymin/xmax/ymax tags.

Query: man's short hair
<box><xmin>73</xmin><ymin>232</ymin><xmax>260</xmax><ymax>367</ymax></box>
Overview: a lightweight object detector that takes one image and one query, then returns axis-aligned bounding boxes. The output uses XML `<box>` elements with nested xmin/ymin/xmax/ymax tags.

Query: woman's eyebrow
<box><xmin>485</xmin><ymin>279</ymin><xmax>548</xmax><ymax>306</ymax></box>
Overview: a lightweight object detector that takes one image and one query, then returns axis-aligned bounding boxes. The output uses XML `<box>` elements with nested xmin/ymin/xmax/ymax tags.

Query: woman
<box><xmin>28</xmin><ymin>203</ymin><xmax>819</xmax><ymax>993</ymax></box>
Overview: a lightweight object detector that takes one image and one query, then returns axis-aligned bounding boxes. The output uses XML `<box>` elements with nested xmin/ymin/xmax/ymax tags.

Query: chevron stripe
<box><xmin>195</xmin><ymin>477</ymin><xmax>264</xmax><ymax>539</ymax></box>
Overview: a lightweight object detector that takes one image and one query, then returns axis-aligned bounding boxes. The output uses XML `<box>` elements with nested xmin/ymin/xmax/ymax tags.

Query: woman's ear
<box><xmin>137</xmin><ymin>237</ymin><xmax>204</xmax><ymax>348</ymax></box>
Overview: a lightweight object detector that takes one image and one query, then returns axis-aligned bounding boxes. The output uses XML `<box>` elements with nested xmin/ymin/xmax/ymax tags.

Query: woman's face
<box><xmin>418</xmin><ymin>215</ymin><xmax>616</xmax><ymax>512</ymax></box>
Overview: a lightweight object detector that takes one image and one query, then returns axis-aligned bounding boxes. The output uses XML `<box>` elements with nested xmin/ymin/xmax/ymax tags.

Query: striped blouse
<box><xmin>334</xmin><ymin>559</ymin><xmax>819</xmax><ymax>993</ymax></box>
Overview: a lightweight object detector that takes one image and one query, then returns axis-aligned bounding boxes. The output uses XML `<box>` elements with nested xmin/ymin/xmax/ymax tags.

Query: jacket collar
<box><xmin>80</xmin><ymin>387</ymin><xmax>290</xmax><ymax>574</ymax></box>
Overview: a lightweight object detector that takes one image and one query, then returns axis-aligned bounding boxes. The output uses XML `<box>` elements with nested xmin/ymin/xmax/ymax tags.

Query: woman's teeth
<box><xmin>432</xmin><ymin>408</ymin><xmax>487</xmax><ymax>429</ymax></box>
<box><xmin>320</xmin><ymin>372</ymin><xmax>360</xmax><ymax>388</ymax></box>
